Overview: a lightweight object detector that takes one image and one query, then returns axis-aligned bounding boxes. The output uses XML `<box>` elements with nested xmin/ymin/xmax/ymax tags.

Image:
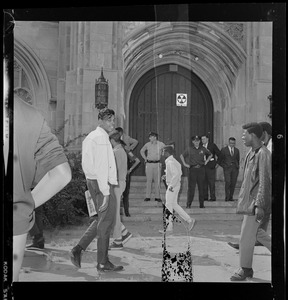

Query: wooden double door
<box><xmin>129</xmin><ymin>64</ymin><xmax>213</xmax><ymax>176</ymax></box>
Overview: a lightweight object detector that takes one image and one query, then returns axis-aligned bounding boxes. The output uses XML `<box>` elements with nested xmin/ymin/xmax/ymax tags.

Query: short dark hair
<box><xmin>258</xmin><ymin>122</ymin><xmax>272</xmax><ymax>136</ymax></box>
<box><xmin>242</xmin><ymin>122</ymin><xmax>263</xmax><ymax>139</ymax></box>
<box><xmin>109</xmin><ymin>130</ymin><xmax>121</xmax><ymax>143</ymax></box>
<box><xmin>163</xmin><ymin>145</ymin><xmax>175</xmax><ymax>156</ymax></box>
<box><xmin>229</xmin><ymin>137</ymin><xmax>236</xmax><ymax>142</ymax></box>
<box><xmin>115</xmin><ymin>127</ymin><xmax>123</xmax><ymax>133</ymax></box>
<box><xmin>149</xmin><ymin>131</ymin><xmax>158</xmax><ymax>139</ymax></box>
<box><xmin>98</xmin><ymin>108</ymin><xmax>115</xmax><ymax>120</ymax></box>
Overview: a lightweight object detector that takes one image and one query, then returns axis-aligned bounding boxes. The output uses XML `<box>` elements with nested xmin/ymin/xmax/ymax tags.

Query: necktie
<box><xmin>231</xmin><ymin>148</ymin><xmax>234</xmax><ymax>156</ymax></box>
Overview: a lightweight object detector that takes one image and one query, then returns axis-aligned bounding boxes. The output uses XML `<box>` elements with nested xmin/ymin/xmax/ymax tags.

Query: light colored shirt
<box><xmin>266</xmin><ymin>138</ymin><xmax>272</xmax><ymax>153</ymax></box>
<box><xmin>140</xmin><ymin>140</ymin><xmax>165</xmax><ymax>161</ymax></box>
<box><xmin>82</xmin><ymin>126</ymin><xmax>117</xmax><ymax>196</ymax></box>
<box><xmin>165</xmin><ymin>155</ymin><xmax>182</xmax><ymax>188</ymax></box>
<box><xmin>113</xmin><ymin>144</ymin><xmax>128</xmax><ymax>182</ymax></box>
<box><xmin>122</xmin><ymin>133</ymin><xmax>138</xmax><ymax>151</ymax></box>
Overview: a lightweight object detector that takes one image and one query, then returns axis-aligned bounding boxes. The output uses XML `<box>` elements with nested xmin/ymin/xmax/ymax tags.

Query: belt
<box><xmin>191</xmin><ymin>164</ymin><xmax>203</xmax><ymax>168</ymax></box>
<box><xmin>146</xmin><ymin>160</ymin><xmax>160</xmax><ymax>163</ymax></box>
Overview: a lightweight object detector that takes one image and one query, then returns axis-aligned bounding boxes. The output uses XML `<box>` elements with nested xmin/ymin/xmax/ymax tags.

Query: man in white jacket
<box><xmin>70</xmin><ymin>108</ymin><xmax>124</xmax><ymax>272</ymax></box>
<box><xmin>159</xmin><ymin>145</ymin><xmax>196</xmax><ymax>233</ymax></box>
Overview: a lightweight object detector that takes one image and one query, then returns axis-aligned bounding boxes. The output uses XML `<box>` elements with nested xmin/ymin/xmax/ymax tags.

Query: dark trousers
<box><xmin>203</xmin><ymin>166</ymin><xmax>216</xmax><ymax>200</ymax></box>
<box><xmin>29</xmin><ymin>206</ymin><xmax>44</xmax><ymax>241</ymax></box>
<box><xmin>122</xmin><ymin>174</ymin><xmax>130</xmax><ymax>216</ymax></box>
<box><xmin>223</xmin><ymin>166</ymin><xmax>239</xmax><ymax>201</ymax></box>
<box><xmin>78</xmin><ymin>179</ymin><xmax>116</xmax><ymax>265</ymax></box>
<box><xmin>187</xmin><ymin>166</ymin><xmax>205</xmax><ymax>207</ymax></box>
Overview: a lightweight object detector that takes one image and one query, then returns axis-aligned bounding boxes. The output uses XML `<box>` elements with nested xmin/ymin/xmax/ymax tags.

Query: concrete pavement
<box><xmin>19</xmin><ymin>219</ymin><xmax>271</xmax><ymax>282</ymax></box>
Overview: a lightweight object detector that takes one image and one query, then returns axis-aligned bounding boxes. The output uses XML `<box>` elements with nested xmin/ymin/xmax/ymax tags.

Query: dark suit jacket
<box><xmin>219</xmin><ymin>146</ymin><xmax>240</xmax><ymax>169</ymax></box>
<box><xmin>204</xmin><ymin>142</ymin><xmax>221</xmax><ymax>169</ymax></box>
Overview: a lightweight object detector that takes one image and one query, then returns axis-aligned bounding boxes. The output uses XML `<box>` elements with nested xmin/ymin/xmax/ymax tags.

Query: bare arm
<box><xmin>32</xmin><ymin>162</ymin><xmax>72</xmax><ymax>209</ymax></box>
<box><xmin>128</xmin><ymin>157</ymin><xmax>140</xmax><ymax>174</ymax></box>
<box><xmin>180</xmin><ymin>154</ymin><xmax>190</xmax><ymax>168</ymax></box>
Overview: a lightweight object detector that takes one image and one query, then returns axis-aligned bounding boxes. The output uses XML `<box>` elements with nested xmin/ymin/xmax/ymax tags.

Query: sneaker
<box><xmin>122</xmin><ymin>232</ymin><xmax>132</xmax><ymax>244</ymax></box>
<box><xmin>159</xmin><ymin>229</ymin><xmax>173</xmax><ymax>234</ymax></box>
<box><xmin>228</xmin><ymin>242</ymin><xmax>239</xmax><ymax>250</ymax></box>
<box><xmin>230</xmin><ymin>268</ymin><xmax>253</xmax><ymax>281</ymax></box>
<box><xmin>187</xmin><ymin>218</ymin><xmax>196</xmax><ymax>231</ymax></box>
<box><xmin>109</xmin><ymin>242</ymin><xmax>123</xmax><ymax>250</ymax></box>
<box><xmin>96</xmin><ymin>261</ymin><xmax>124</xmax><ymax>272</ymax></box>
<box><xmin>26</xmin><ymin>237</ymin><xmax>45</xmax><ymax>249</ymax></box>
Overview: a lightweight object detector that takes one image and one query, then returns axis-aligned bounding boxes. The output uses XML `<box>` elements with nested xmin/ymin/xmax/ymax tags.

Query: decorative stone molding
<box><xmin>223</xmin><ymin>22</ymin><xmax>245</xmax><ymax>47</ymax></box>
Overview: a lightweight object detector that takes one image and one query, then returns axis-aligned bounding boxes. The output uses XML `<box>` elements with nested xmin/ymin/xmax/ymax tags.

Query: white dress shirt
<box><xmin>165</xmin><ymin>155</ymin><xmax>182</xmax><ymax>189</ymax></box>
<box><xmin>82</xmin><ymin>126</ymin><xmax>117</xmax><ymax>196</ymax></box>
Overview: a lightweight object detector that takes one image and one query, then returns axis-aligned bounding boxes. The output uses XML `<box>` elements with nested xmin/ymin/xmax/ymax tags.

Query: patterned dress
<box><xmin>161</xmin><ymin>204</ymin><xmax>193</xmax><ymax>282</ymax></box>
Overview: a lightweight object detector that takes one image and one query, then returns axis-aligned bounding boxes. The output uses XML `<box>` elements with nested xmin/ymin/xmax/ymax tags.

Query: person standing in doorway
<box><xmin>218</xmin><ymin>137</ymin><xmax>240</xmax><ymax>201</ymax></box>
<box><xmin>70</xmin><ymin>108</ymin><xmax>124</xmax><ymax>272</ymax></box>
<box><xmin>140</xmin><ymin>132</ymin><xmax>165</xmax><ymax>202</ymax></box>
<box><xmin>230</xmin><ymin>123</ymin><xmax>271</xmax><ymax>281</ymax></box>
<box><xmin>180</xmin><ymin>136</ymin><xmax>212</xmax><ymax>208</ymax></box>
<box><xmin>201</xmin><ymin>134</ymin><xmax>221</xmax><ymax>202</ymax></box>
<box><xmin>109</xmin><ymin>130</ymin><xmax>133</xmax><ymax>249</ymax></box>
<box><xmin>115</xmin><ymin>127</ymin><xmax>138</xmax><ymax>152</ymax></box>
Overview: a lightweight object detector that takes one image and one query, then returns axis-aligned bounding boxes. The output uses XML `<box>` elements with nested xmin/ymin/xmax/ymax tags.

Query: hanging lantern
<box><xmin>95</xmin><ymin>67</ymin><xmax>109</xmax><ymax>109</ymax></box>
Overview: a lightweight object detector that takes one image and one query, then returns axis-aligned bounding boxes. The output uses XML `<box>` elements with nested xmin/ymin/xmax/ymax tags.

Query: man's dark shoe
<box><xmin>144</xmin><ymin>198</ymin><xmax>150</xmax><ymax>201</ymax></box>
<box><xmin>125</xmin><ymin>213</ymin><xmax>131</xmax><ymax>217</ymax></box>
<box><xmin>255</xmin><ymin>241</ymin><xmax>263</xmax><ymax>246</ymax></box>
<box><xmin>186</xmin><ymin>204</ymin><xmax>191</xmax><ymax>208</ymax></box>
<box><xmin>26</xmin><ymin>237</ymin><xmax>45</xmax><ymax>249</ymax></box>
<box><xmin>208</xmin><ymin>199</ymin><xmax>216</xmax><ymax>202</ymax></box>
<box><xmin>230</xmin><ymin>268</ymin><xmax>253</xmax><ymax>281</ymax></box>
<box><xmin>228</xmin><ymin>198</ymin><xmax>235</xmax><ymax>201</ymax></box>
<box><xmin>155</xmin><ymin>198</ymin><xmax>162</xmax><ymax>202</ymax></box>
<box><xmin>70</xmin><ymin>245</ymin><xmax>83</xmax><ymax>268</ymax></box>
<box><xmin>96</xmin><ymin>261</ymin><xmax>124</xmax><ymax>272</ymax></box>
<box><xmin>199</xmin><ymin>205</ymin><xmax>205</xmax><ymax>208</ymax></box>
<box><xmin>228</xmin><ymin>242</ymin><xmax>239</xmax><ymax>250</ymax></box>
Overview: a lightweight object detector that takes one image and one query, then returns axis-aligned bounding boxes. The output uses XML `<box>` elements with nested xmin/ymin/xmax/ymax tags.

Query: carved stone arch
<box><xmin>123</xmin><ymin>22</ymin><xmax>247</xmax><ymax>143</ymax></box>
<box><xmin>14</xmin><ymin>37</ymin><xmax>51</xmax><ymax>119</ymax></box>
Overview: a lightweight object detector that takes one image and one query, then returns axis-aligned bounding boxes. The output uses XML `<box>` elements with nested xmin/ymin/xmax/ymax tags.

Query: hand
<box><xmin>127</xmin><ymin>169</ymin><xmax>131</xmax><ymax>175</ymax></box>
<box><xmin>168</xmin><ymin>186</ymin><xmax>174</xmax><ymax>192</ymax></box>
<box><xmin>185</xmin><ymin>164</ymin><xmax>190</xmax><ymax>168</ymax></box>
<box><xmin>255</xmin><ymin>206</ymin><xmax>264</xmax><ymax>223</ymax></box>
<box><xmin>99</xmin><ymin>195</ymin><xmax>109</xmax><ymax>213</ymax></box>
<box><xmin>161</xmin><ymin>175</ymin><xmax>166</xmax><ymax>181</ymax></box>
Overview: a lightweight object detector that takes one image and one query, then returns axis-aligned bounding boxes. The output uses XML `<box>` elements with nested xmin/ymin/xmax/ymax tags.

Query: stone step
<box><xmin>121</xmin><ymin>213</ymin><xmax>244</xmax><ymax>222</ymax></box>
<box><xmin>126</xmin><ymin>199</ymin><xmax>238</xmax><ymax>208</ymax></box>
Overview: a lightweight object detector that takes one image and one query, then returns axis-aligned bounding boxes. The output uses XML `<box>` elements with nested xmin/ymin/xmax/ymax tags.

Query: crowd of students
<box><xmin>11</xmin><ymin>98</ymin><xmax>272</xmax><ymax>281</ymax></box>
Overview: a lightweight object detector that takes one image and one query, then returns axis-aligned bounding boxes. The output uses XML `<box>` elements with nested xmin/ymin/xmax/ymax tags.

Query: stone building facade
<box><xmin>13</xmin><ymin>20</ymin><xmax>272</xmax><ymax>180</ymax></box>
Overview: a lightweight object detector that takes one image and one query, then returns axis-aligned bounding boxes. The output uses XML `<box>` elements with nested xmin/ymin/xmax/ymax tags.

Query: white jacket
<box><xmin>82</xmin><ymin>126</ymin><xmax>117</xmax><ymax>195</ymax></box>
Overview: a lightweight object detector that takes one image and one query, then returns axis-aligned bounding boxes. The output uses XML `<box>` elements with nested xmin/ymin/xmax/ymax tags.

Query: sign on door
<box><xmin>176</xmin><ymin>93</ymin><xmax>187</xmax><ymax>106</ymax></box>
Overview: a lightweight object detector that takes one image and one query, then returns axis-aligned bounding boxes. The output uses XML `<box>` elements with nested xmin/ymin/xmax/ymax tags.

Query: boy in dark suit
<box><xmin>218</xmin><ymin>137</ymin><xmax>240</xmax><ymax>201</ymax></box>
<box><xmin>201</xmin><ymin>134</ymin><xmax>221</xmax><ymax>202</ymax></box>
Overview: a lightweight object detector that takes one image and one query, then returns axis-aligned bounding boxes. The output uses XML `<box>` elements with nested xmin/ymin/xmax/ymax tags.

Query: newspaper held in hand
<box><xmin>85</xmin><ymin>190</ymin><xmax>97</xmax><ymax>217</ymax></box>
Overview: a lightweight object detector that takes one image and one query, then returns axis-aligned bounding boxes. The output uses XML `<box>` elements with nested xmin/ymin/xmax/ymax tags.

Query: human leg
<box><xmin>122</xmin><ymin>174</ymin><xmax>130</xmax><ymax>216</ymax></box>
<box><xmin>229</xmin><ymin>167</ymin><xmax>239</xmax><ymax>200</ymax></box>
<box><xmin>223</xmin><ymin>167</ymin><xmax>231</xmax><ymax>201</ymax></box>
<box><xmin>187</xmin><ymin>168</ymin><xmax>196</xmax><ymax>207</ymax></box>
<box><xmin>197</xmin><ymin>167</ymin><xmax>205</xmax><ymax>207</ymax></box>
<box><xmin>256</xmin><ymin>213</ymin><xmax>271</xmax><ymax>251</ymax></box>
<box><xmin>203</xmin><ymin>166</ymin><xmax>209</xmax><ymax>200</ymax></box>
<box><xmin>207</xmin><ymin>167</ymin><xmax>216</xmax><ymax>201</ymax></box>
<box><xmin>112</xmin><ymin>181</ymin><xmax>126</xmax><ymax>240</ymax></box>
<box><xmin>239</xmin><ymin>215</ymin><xmax>260</xmax><ymax>268</ymax></box>
<box><xmin>153</xmin><ymin>163</ymin><xmax>161</xmax><ymax>200</ymax></box>
<box><xmin>97</xmin><ymin>186</ymin><xmax>117</xmax><ymax>265</ymax></box>
<box><xmin>27</xmin><ymin>206</ymin><xmax>45</xmax><ymax>248</ymax></box>
<box><xmin>145</xmin><ymin>163</ymin><xmax>153</xmax><ymax>199</ymax></box>
<box><xmin>13</xmin><ymin>233</ymin><xmax>28</xmax><ymax>281</ymax></box>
